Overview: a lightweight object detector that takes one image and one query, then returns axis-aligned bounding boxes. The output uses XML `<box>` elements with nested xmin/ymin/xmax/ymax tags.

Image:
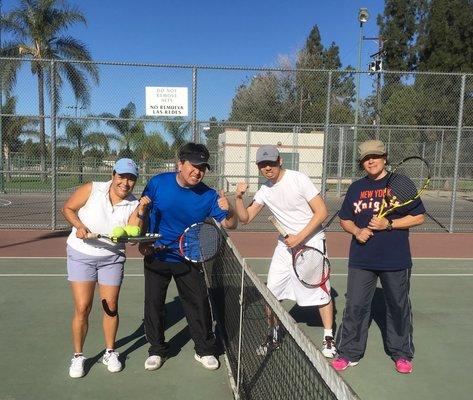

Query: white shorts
<box><xmin>266</xmin><ymin>239</ymin><xmax>331</xmax><ymax>307</ymax></box>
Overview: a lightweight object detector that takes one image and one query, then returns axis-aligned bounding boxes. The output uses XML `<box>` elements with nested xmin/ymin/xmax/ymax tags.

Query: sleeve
<box><xmin>297</xmin><ymin>172</ymin><xmax>319</xmax><ymax>201</ymax></box>
<box><xmin>208</xmin><ymin>190</ymin><xmax>229</xmax><ymax>223</ymax></box>
<box><xmin>338</xmin><ymin>187</ymin><xmax>355</xmax><ymax>221</ymax></box>
<box><xmin>142</xmin><ymin>176</ymin><xmax>156</xmax><ymax>199</ymax></box>
<box><xmin>253</xmin><ymin>187</ymin><xmax>266</xmax><ymax>206</ymax></box>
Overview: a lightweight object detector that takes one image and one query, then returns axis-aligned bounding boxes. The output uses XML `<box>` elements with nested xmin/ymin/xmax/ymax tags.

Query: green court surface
<box><xmin>0</xmin><ymin>259</ymin><xmax>233</xmax><ymax>400</ymax></box>
<box><xmin>1</xmin><ymin>257</ymin><xmax>472</xmax><ymax>400</ymax></box>
<box><xmin>245</xmin><ymin>257</ymin><xmax>473</xmax><ymax>400</ymax></box>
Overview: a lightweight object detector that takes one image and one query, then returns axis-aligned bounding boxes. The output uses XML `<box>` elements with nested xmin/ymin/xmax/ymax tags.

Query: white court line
<box><xmin>0</xmin><ymin>199</ymin><xmax>12</xmax><ymax>206</ymax></box>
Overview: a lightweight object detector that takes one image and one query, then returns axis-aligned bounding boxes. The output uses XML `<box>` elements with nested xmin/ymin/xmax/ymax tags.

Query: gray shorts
<box><xmin>67</xmin><ymin>245</ymin><xmax>125</xmax><ymax>286</ymax></box>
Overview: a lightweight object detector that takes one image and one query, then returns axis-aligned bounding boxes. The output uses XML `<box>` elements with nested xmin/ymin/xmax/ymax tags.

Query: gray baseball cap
<box><xmin>256</xmin><ymin>145</ymin><xmax>280</xmax><ymax>164</ymax></box>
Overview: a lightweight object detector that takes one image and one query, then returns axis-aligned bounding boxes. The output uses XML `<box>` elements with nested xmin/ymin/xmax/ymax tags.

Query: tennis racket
<box><xmin>86</xmin><ymin>232</ymin><xmax>161</xmax><ymax>243</ymax></box>
<box><xmin>154</xmin><ymin>221</ymin><xmax>222</xmax><ymax>263</ymax></box>
<box><xmin>378</xmin><ymin>156</ymin><xmax>431</xmax><ymax>218</ymax></box>
<box><xmin>268</xmin><ymin>216</ymin><xmax>330</xmax><ymax>289</ymax></box>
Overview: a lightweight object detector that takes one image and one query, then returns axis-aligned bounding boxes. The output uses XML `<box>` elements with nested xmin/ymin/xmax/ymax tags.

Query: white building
<box><xmin>218</xmin><ymin>128</ymin><xmax>325</xmax><ymax>192</ymax></box>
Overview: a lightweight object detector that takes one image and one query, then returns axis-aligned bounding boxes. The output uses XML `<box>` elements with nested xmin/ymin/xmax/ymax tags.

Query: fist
<box><xmin>139</xmin><ymin>242</ymin><xmax>154</xmax><ymax>256</ymax></box>
<box><xmin>138</xmin><ymin>195</ymin><xmax>151</xmax><ymax>214</ymax></box>
<box><xmin>235</xmin><ymin>182</ymin><xmax>248</xmax><ymax>199</ymax></box>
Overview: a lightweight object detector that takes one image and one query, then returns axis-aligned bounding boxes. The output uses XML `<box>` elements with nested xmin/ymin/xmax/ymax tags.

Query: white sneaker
<box><xmin>194</xmin><ymin>354</ymin><xmax>219</xmax><ymax>370</ymax></box>
<box><xmin>144</xmin><ymin>355</ymin><xmax>164</xmax><ymax>371</ymax></box>
<box><xmin>321</xmin><ymin>336</ymin><xmax>337</xmax><ymax>358</ymax></box>
<box><xmin>102</xmin><ymin>350</ymin><xmax>122</xmax><ymax>373</ymax></box>
<box><xmin>69</xmin><ymin>355</ymin><xmax>86</xmax><ymax>378</ymax></box>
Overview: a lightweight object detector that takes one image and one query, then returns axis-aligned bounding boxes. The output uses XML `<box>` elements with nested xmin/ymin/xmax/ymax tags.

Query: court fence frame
<box><xmin>0</xmin><ymin>57</ymin><xmax>471</xmax><ymax>232</ymax></box>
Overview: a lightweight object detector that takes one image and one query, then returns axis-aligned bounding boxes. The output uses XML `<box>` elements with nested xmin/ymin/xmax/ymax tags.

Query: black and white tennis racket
<box><xmin>86</xmin><ymin>232</ymin><xmax>161</xmax><ymax>243</ymax></box>
<box><xmin>154</xmin><ymin>221</ymin><xmax>222</xmax><ymax>263</ymax></box>
<box><xmin>268</xmin><ymin>216</ymin><xmax>330</xmax><ymax>289</ymax></box>
<box><xmin>378</xmin><ymin>156</ymin><xmax>431</xmax><ymax>218</ymax></box>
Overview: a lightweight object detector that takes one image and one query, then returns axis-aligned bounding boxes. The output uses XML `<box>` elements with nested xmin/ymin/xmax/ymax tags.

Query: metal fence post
<box><xmin>0</xmin><ymin>56</ymin><xmax>3</xmax><ymax>193</ymax></box>
<box><xmin>337</xmin><ymin>126</ymin><xmax>344</xmax><ymax>197</ymax></box>
<box><xmin>321</xmin><ymin>71</ymin><xmax>332</xmax><ymax>197</ymax></box>
<box><xmin>448</xmin><ymin>74</ymin><xmax>466</xmax><ymax>233</ymax></box>
<box><xmin>50</xmin><ymin>60</ymin><xmax>57</xmax><ymax>230</ymax></box>
<box><xmin>292</xmin><ymin>125</ymin><xmax>298</xmax><ymax>170</ymax></box>
<box><xmin>192</xmin><ymin>67</ymin><xmax>197</xmax><ymax>142</ymax></box>
<box><xmin>245</xmin><ymin>125</ymin><xmax>251</xmax><ymax>184</ymax></box>
<box><xmin>438</xmin><ymin>129</ymin><xmax>444</xmax><ymax>192</ymax></box>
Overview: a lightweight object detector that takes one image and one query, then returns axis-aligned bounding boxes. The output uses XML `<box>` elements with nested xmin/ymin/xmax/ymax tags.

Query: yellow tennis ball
<box><xmin>124</xmin><ymin>225</ymin><xmax>141</xmax><ymax>237</ymax></box>
<box><xmin>111</xmin><ymin>226</ymin><xmax>126</xmax><ymax>237</ymax></box>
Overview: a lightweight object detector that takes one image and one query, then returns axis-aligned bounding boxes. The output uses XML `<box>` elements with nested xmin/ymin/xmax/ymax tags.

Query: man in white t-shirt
<box><xmin>234</xmin><ymin>145</ymin><xmax>336</xmax><ymax>358</ymax></box>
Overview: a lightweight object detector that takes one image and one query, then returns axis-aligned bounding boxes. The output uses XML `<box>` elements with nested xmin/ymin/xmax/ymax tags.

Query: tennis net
<box><xmin>206</xmin><ymin>231</ymin><xmax>359</xmax><ymax>400</ymax></box>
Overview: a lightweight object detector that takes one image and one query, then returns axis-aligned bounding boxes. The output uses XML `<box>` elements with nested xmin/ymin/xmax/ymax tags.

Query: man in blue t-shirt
<box><xmin>332</xmin><ymin>140</ymin><xmax>425</xmax><ymax>375</ymax></box>
<box><xmin>138</xmin><ymin>143</ymin><xmax>237</xmax><ymax>372</ymax></box>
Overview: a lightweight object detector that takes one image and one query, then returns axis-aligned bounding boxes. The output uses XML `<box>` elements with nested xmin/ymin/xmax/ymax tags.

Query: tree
<box><xmin>59</xmin><ymin>118</ymin><xmax>110</xmax><ymax>183</ymax></box>
<box><xmin>296</xmin><ymin>26</ymin><xmax>355</xmax><ymax>124</ymax></box>
<box><xmin>418</xmin><ymin>0</ymin><xmax>473</xmax><ymax>72</ymax></box>
<box><xmin>1</xmin><ymin>95</ymin><xmax>38</xmax><ymax>181</ymax></box>
<box><xmin>0</xmin><ymin>0</ymin><xmax>99</xmax><ymax>180</ymax></box>
<box><xmin>229</xmin><ymin>73</ymin><xmax>286</xmax><ymax>124</ymax></box>
<box><xmin>162</xmin><ymin>118</ymin><xmax>191</xmax><ymax>156</ymax></box>
<box><xmin>102</xmin><ymin>102</ymin><xmax>145</xmax><ymax>158</ymax></box>
<box><xmin>377</xmin><ymin>0</ymin><xmax>418</xmax><ymax>72</ymax></box>
<box><xmin>132</xmin><ymin>131</ymin><xmax>172</xmax><ymax>177</ymax></box>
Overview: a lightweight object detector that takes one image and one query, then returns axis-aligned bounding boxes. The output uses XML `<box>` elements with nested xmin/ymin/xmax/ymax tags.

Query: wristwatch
<box><xmin>386</xmin><ymin>219</ymin><xmax>394</xmax><ymax>231</ymax></box>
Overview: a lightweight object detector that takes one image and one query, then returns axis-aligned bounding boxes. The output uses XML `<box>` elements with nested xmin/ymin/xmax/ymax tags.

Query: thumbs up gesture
<box><xmin>217</xmin><ymin>189</ymin><xmax>230</xmax><ymax>211</ymax></box>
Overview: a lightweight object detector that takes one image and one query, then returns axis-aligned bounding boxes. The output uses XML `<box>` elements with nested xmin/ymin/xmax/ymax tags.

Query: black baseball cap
<box><xmin>178</xmin><ymin>143</ymin><xmax>211</xmax><ymax>170</ymax></box>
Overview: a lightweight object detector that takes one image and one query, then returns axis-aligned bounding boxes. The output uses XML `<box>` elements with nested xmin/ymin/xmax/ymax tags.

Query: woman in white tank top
<box><xmin>61</xmin><ymin>158</ymin><xmax>151</xmax><ymax>378</ymax></box>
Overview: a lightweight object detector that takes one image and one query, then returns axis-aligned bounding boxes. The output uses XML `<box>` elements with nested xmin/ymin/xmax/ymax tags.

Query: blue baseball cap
<box><xmin>113</xmin><ymin>158</ymin><xmax>139</xmax><ymax>178</ymax></box>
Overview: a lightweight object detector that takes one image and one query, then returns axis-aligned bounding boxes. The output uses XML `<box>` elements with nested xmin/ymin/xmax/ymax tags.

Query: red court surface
<box><xmin>1</xmin><ymin>229</ymin><xmax>472</xmax><ymax>259</ymax></box>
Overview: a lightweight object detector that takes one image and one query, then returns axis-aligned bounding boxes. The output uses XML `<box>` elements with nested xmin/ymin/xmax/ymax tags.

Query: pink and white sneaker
<box><xmin>331</xmin><ymin>357</ymin><xmax>359</xmax><ymax>371</ymax></box>
<box><xmin>395</xmin><ymin>358</ymin><xmax>413</xmax><ymax>374</ymax></box>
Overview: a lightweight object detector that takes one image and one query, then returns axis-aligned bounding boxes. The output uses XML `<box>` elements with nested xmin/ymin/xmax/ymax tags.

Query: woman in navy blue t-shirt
<box><xmin>332</xmin><ymin>140</ymin><xmax>425</xmax><ymax>374</ymax></box>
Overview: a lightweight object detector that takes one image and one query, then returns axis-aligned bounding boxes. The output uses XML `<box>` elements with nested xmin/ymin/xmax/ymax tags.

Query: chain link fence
<box><xmin>0</xmin><ymin>58</ymin><xmax>471</xmax><ymax>231</ymax></box>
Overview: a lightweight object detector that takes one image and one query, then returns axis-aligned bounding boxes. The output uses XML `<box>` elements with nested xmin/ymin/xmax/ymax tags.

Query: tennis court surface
<box><xmin>1</xmin><ymin>230</ymin><xmax>472</xmax><ymax>400</ymax></box>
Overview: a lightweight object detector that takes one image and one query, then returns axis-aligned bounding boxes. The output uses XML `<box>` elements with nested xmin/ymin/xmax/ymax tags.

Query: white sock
<box><xmin>324</xmin><ymin>329</ymin><xmax>333</xmax><ymax>338</ymax></box>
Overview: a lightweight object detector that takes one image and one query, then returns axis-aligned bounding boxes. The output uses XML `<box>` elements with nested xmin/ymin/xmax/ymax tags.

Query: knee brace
<box><xmin>102</xmin><ymin>299</ymin><xmax>118</xmax><ymax>317</ymax></box>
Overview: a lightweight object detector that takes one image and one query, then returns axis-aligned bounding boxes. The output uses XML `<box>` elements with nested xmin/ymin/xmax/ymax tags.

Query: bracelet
<box><xmin>138</xmin><ymin>213</ymin><xmax>146</xmax><ymax>221</ymax></box>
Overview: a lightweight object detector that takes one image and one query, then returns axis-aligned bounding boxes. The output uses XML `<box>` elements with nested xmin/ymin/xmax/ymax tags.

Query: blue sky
<box><xmin>1</xmin><ymin>0</ymin><xmax>385</xmax><ymax>135</ymax></box>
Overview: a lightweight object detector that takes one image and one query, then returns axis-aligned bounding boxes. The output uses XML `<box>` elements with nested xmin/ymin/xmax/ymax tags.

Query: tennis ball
<box><xmin>124</xmin><ymin>225</ymin><xmax>141</xmax><ymax>237</ymax></box>
<box><xmin>111</xmin><ymin>226</ymin><xmax>126</xmax><ymax>237</ymax></box>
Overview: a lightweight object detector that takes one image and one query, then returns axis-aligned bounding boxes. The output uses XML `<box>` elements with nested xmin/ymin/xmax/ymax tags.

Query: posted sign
<box><xmin>145</xmin><ymin>87</ymin><xmax>188</xmax><ymax>116</ymax></box>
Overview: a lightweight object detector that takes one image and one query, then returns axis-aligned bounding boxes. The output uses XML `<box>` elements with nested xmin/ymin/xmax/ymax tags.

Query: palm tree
<box><xmin>162</xmin><ymin>118</ymin><xmax>191</xmax><ymax>157</ymax></box>
<box><xmin>0</xmin><ymin>0</ymin><xmax>99</xmax><ymax>180</ymax></box>
<box><xmin>59</xmin><ymin>118</ymin><xmax>110</xmax><ymax>183</ymax></box>
<box><xmin>1</xmin><ymin>95</ymin><xmax>38</xmax><ymax>182</ymax></box>
<box><xmin>102</xmin><ymin>102</ymin><xmax>145</xmax><ymax>158</ymax></box>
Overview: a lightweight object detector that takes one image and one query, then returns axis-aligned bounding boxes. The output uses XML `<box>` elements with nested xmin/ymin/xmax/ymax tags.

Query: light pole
<box><xmin>352</xmin><ymin>7</ymin><xmax>369</xmax><ymax>176</ymax></box>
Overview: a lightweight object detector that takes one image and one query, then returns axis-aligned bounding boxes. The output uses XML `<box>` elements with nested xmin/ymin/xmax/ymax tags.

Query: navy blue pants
<box><xmin>336</xmin><ymin>268</ymin><xmax>414</xmax><ymax>362</ymax></box>
<box><xmin>143</xmin><ymin>257</ymin><xmax>216</xmax><ymax>358</ymax></box>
